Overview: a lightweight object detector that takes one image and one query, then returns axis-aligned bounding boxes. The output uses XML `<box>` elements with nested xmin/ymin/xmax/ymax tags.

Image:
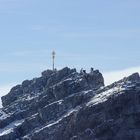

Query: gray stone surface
<box><xmin>0</xmin><ymin>67</ymin><xmax>140</xmax><ymax>140</ymax></box>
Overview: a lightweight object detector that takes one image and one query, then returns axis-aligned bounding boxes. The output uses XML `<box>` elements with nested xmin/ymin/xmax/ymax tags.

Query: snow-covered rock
<box><xmin>0</xmin><ymin>67</ymin><xmax>140</xmax><ymax>140</ymax></box>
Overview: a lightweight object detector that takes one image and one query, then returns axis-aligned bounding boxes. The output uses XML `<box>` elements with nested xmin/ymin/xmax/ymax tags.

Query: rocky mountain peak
<box><xmin>1</xmin><ymin>67</ymin><xmax>104</xmax><ymax>107</ymax></box>
<box><xmin>124</xmin><ymin>72</ymin><xmax>140</xmax><ymax>82</ymax></box>
<box><xmin>0</xmin><ymin>68</ymin><xmax>140</xmax><ymax>140</ymax></box>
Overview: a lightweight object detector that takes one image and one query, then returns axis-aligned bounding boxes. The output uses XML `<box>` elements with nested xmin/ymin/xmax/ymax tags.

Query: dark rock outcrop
<box><xmin>0</xmin><ymin>67</ymin><xmax>140</xmax><ymax>140</ymax></box>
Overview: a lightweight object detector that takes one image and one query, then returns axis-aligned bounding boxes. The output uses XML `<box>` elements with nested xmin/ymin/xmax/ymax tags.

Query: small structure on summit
<box><xmin>52</xmin><ymin>51</ymin><xmax>56</xmax><ymax>71</ymax></box>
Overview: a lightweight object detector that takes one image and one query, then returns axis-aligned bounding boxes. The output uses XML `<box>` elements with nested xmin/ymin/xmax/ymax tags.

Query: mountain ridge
<box><xmin>0</xmin><ymin>67</ymin><xmax>140</xmax><ymax>140</ymax></box>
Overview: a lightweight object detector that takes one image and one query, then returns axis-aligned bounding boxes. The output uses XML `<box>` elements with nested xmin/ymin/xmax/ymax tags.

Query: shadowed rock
<box><xmin>0</xmin><ymin>67</ymin><xmax>140</xmax><ymax>140</ymax></box>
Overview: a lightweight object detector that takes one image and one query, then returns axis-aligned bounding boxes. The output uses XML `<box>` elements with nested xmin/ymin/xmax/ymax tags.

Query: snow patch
<box><xmin>56</xmin><ymin>78</ymin><xmax>73</xmax><ymax>86</ymax></box>
<box><xmin>34</xmin><ymin>107</ymin><xmax>80</xmax><ymax>134</ymax></box>
<box><xmin>87</xmin><ymin>86</ymin><xmax>125</xmax><ymax>106</ymax></box>
<box><xmin>23</xmin><ymin>92</ymin><xmax>42</xmax><ymax>101</ymax></box>
<box><xmin>83</xmin><ymin>90</ymin><xmax>92</xmax><ymax>95</ymax></box>
<box><xmin>44</xmin><ymin>99</ymin><xmax>64</xmax><ymax>108</ymax></box>
<box><xmin>0</xmin><ymin>129</ymin><xmax>14</xmax><ymax>137</ymax></box>
<box><xmin>0</xmin><ymin>110</ymin><xmax>9</xmax><ymax>120</ymax></box>
<box><xmin>0</xmin><ymin>119</ymin><xmax>24</xmax><ymax>136</ymax></box>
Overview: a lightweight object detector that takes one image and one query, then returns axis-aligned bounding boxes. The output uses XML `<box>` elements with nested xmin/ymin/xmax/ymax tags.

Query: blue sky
<box><xmin>0</xmin><ymin>0</ymin><xmax>140</xmax><ymax>102</ymax></box>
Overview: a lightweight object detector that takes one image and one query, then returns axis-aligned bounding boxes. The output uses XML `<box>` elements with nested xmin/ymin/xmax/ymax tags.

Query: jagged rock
<box><xmin>0</xmin><ymin>67</ymin><xmax>140</xmax><ymax>140</ymax></box>
<box><xmin>41</xmin><ymin>70</ymin><xmax>54</xmax><ymax>77</ymax></box>
<box><xmin>125</xmin><ymin>72</ymin><xmax>140</xmax><ymax>82</ymax></box>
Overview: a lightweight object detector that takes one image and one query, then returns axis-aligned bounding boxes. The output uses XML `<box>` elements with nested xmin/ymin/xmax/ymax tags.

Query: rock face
<box><xmin>0</xmin><ymin>67</ymin><xmax>140</xmax><ymax>140</ymax></box>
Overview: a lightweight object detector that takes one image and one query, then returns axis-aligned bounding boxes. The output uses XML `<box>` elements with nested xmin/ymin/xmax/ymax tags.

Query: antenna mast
<box><xmin>52</xmin><ymin>51</ymin><xmax>56</xmax><ymax>71</ymax></box>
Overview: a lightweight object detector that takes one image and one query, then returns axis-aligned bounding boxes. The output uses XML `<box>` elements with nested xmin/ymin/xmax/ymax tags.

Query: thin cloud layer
<box><xmin>103</xmin><ymin>66</ymin><xmax>140</xmax><ymax>85</ymax></box>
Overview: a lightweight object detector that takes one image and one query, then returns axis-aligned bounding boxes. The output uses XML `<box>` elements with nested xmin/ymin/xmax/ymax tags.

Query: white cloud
<box><xmin>103</xmin><ymin>66</ymin><xmax>140</xmax><ymax>86</ymax></box>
